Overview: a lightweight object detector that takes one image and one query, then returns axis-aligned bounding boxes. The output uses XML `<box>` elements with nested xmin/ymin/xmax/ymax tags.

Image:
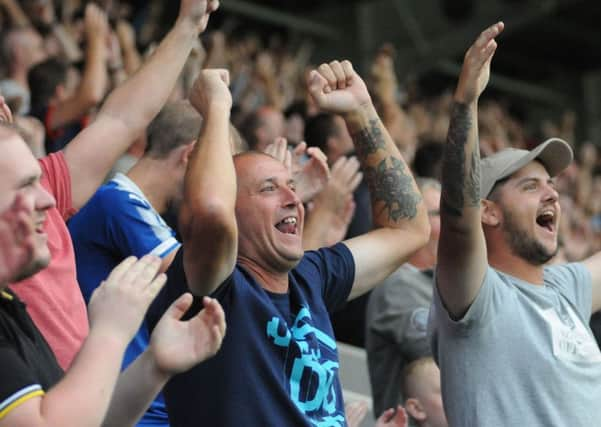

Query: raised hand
<box><xmin>376</xmin><ymin>406</ymin><xmax>408</xmax><ymax>427</ymax></box>
<box><xmin>307</xmin><ymin>60</ymin><xmax>372</xmax><ymax>115</ymax></box>
<box><xmin>0</xmin><ymin>96</ymin><xmax>14</xmax><ymax>124</ymax></box>
<box><xmin>264</xmin><ymin>137</ymin><xmax>292</xmax><ymax>172</ymax></box>
<box><xmin>189</xmin><ymin>69</ymin><xmax>232</xmax><ymax>118</ymax></box>
<box><xmin>0</xmin><ymin>194</ymin><xmax>35</xmax><ymax>285</ymax></box>
<box><xmin>87</xmin><ymin>255</ymin><xmax>167</xmax><ymax>344</ymax></box>
<box><xmin>454</xmin><ymin>22</ymin><xmax>504</xmax><ymax>104</ymax></box>
<box><xmin>178</xmin><ymin>0</ymin><xmax>220</xmax><ymax>34</ymax></box>
<box><xmin>84</xmin><ymin>3</ymin><xmax>109</xmax><ymax>42</ymax></box>
<box><xmin>150</xmin><ymin>294</ymin><xmax>226</xmax><ymax>375</ymax></box>
<box><xmin>264</xmin><ymin>139</ymin><xmax>330</xmax><ymax>203</ymax></box>
<box><xmin>303</xmin><ymin>156</ymin><xmax>361</xmax><ymax>249</ymax></box>
<box><xmin>344</xmin><ymin>401</ymin><xmax>368</xmax><ymax>427</ymax></box>
<box><xmin>292</xmin><ymin>142</ymin><xmax>330</xmax><ymax>203</ymax></box>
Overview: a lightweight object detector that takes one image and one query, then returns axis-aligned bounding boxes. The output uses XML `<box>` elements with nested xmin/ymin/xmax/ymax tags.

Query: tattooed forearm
<box><xmin>364</xmin><ymin>157</ymin><xmax>422</xmax><ymax>221</ymax></box>
<box><xmin>351</xmin><ymin>118</ymin><xmax>386</xmax><ymax>161</ymax></box>
<box><xmin>441</xmin><ymin>101</ymin><xmax>479</xmax><ymax>216</ymax></box>
<box><xmin>468</xmin><ymin>146</ymin><xmax>481</xmax><ymax>206</ymax></box>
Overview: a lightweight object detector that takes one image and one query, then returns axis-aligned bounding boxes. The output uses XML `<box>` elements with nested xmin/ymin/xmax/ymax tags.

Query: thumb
<box><xmin>217</xmin><ymin>69</ymin><xmax>230</xmax><ymax>86</ymax></box>
<box><xmin>307</xmin><ymin>70</ymin><xmax>328</xmax><ymax>105</ymax></box>
<box><xmin>165</xmin><ymin>293</ymin><xmax>194</xmax><ymax>320</ymax></box>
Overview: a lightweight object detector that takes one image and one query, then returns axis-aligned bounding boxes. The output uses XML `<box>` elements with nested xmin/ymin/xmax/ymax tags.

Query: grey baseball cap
<box><xmin>480</xmin><ymin>138</ymin><xmax>573</xmax><ymax>199</ymax></box>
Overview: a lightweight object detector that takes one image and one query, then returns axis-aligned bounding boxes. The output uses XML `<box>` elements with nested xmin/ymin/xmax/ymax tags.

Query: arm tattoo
<box><xmin>441</xmin><ymin>102</ymin><xmax>480</xmax><ymax>216</ymax></box>
<box><xmin>351</xmin><ymin>118</ymin><xmax>386</xmax><ymax>161</ymax></box>
<box><xmin>364</xmin><ymin>156</ymin><xmax>422</xmax><ymax>221</ymax></box>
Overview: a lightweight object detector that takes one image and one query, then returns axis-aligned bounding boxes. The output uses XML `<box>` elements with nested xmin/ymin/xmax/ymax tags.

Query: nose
<box><xmin>281</xmin><ymin>186</ymin><xmax>301</xmax><ymax>209</ymax></box>
<box><xmin>543</xmin><ymin>183</ymin><xmax>559</xmax><ymax>203</ymax></box>
<box><xmin>35</xmin><ymin>184</ymin><xmax>56</xmax><ymax>211</ymax></box>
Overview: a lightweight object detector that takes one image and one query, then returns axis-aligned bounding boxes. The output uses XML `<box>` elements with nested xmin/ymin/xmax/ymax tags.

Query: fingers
<box><xmin>202</xmin><ymin>296</ymin><xmax>226</xmax><ymax>338</ymax></box>
<box><xmin>475</xmin><ymin>21</ymin><xmax>504</xmax><ymax>50</ymax></box>
<box><xmin>208</xmin><ymin>0</ymin><xmax>220</xmax><ymax>13</ymax></box>
<box><xmin>331</xmin><ymin>156</ymin><xmax>361</xmax><ymax>189</ymax></box>
<box><xmin>216</xmin><ymin>68</ymin><xmax>230</xmax><ymax>86</ymax></box>
<box><xmin>293</xmin><ymin>141</ymin><xmax>307</xmax><ymax>158</ymax></box>
<box><xmin>469</xmin><ymin>21</ymin><xmax>503</xmax><ymax>66</ymax></box>
<box><xmin>146</xmin><ymin>272</ymin><xmax>167</xmax><ymax>298</ymax></box>
<box><xmin>329</xmin><ymin>61</ymin><xmax>346</xmax><ymax>89</ymax></box>
<box><xmin>307</xmin><ymin>70</ymin><xmax>328</xmax><ymax>105</ymax></box>
<box><xmin>348</xmin><ymin>170</ymin><xmax>363</xmax><ymax>192</ymax></box>
<box><xmin>0</xmin><ymin>96</ymin><xmax>14</xmax><ymax>124</ymax></box>
<box><xmin>166</xmin><ymin>292</ymin><xmax>194</xmax><ymax>320</ymax></box>
<box><xmin>265</xmin><ymin>137</ymin><xmax>289</xmax><ymax>164</ymax></box>
<box><xmin>306</xmin><ymin>147</ymin><xmax>330</xmax><ymax>179</ymax></box>
<box><xmin>316</xmin><ymin>60</ymin><xmax>354</xmax><ymax>93</ymax></box>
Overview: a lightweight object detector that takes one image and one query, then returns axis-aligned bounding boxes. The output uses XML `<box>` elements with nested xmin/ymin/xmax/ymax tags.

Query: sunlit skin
<box><xmin>488</xmin><ymin>161</ymin><xmax>560</xmax><ymax>265</ymax></box>
<box><xmin>0</xmin><ymin>129</ymin><xmax>56</xmax><ymax>282</ymax></box>
<box><xmin>234</xmin><ymin>153</ymin><xmax>305</xmax><ymax>288</ymax></box>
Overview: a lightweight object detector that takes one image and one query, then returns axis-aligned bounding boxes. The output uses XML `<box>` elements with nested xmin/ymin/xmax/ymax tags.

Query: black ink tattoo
<box><xmin>364</xmin><ymin>156</ymin><xmax>422</xmax><ymax>221</ymax></box>
<box><xmin>351</xmin><ymin>119</ymin><xmax>386</xmax><ymax>161</ymax></box>
<box><xmin>441</xmin><ymin>102</ymin><xmax>480</xmax><ymax>216</ymax></box>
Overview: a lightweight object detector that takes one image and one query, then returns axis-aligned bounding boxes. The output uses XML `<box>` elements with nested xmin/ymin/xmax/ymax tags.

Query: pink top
<box><xmin>11</xmin><ymin>152</ymin><xmax>88</xmax><ymax>369</ymax></box>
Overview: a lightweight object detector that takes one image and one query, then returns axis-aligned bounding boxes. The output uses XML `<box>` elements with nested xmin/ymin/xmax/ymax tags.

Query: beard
<box><xmin>502</xmin><ymin>207</ymin><xmax>558</xmax><ymax>266</ymax></box>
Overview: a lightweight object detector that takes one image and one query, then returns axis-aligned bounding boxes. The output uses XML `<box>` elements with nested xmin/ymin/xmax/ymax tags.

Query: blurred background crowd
<box><xmin>1</xmin><ymin>1</ymin><xmax>601</xmax><ymax>424</ymax></box>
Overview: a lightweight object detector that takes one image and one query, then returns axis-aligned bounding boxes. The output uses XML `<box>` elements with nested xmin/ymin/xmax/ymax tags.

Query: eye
<box><xmin>260</xmin><ymin>185</ymin><xmax>275</xmax><ymax>192</ymax></box>
<box><xmin>523</xmin><ymin>182</ymin><xmax>537</xmax><ymax>191</ymax></box>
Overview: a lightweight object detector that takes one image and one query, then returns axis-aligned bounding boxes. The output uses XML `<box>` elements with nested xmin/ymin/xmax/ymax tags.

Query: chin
<box><xmin>13</xmin><ymin>253</ymin><xmax>51</xmax><ymax>283</ymax></box>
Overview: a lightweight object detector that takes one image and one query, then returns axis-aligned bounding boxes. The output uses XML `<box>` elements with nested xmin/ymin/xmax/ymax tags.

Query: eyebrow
<box><xmin>260</xmin><ymin>177</ymin><xmax>296</xmax><ymax>186</ymax></box>
<box><xmin>515</xmin><ymin>176</ymin><xmax>555</xmax><ymax>187</ymax></box>
<box><xmin>17</xmin><ymin>173</ymin><xmax>41</xmax><ymax>189</ymax></box>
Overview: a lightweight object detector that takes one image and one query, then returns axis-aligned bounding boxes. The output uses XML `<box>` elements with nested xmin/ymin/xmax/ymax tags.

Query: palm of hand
<box><xmin>293</xmin><ymin>157</ymin><xmax>329</xmax><ymax>203</ymax></box>
<box><xmin>376</xmin><ymin>409</ymin><xmax>408</xmax><ymax>427</ymax></box>
<box><xmin>151</xmin><ymin>307</ymin><xmax>222</xmax><ymax>374</ymax></box>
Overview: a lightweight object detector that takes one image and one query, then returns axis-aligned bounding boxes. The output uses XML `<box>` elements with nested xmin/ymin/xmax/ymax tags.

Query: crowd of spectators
<box><xmin>1</xmin><ymin>1</ymin><xmax>601</xmax><ymax>427</ymax></box>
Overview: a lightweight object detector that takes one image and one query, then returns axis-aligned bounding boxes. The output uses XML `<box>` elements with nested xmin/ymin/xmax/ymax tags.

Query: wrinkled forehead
<box><xmin>234</xmin><ymin>152</ymin><xmax>291</xmax><ymax>188</ymax></box>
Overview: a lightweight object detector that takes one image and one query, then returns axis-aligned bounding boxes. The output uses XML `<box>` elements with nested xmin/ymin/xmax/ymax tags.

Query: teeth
<box><xmin>282</xmin><ymin>217</ymin><xmax>297</xmax><ymax>225</ymax></box>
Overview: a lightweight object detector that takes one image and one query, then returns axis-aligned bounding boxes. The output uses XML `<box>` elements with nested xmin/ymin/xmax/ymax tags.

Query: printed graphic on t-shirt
<box><xmin>408</xmin><ymin>307</ymin><xmax>429</xmax><ymax>338</ymax></box>
<box><xmin>537</xmin><ymin>302</ymin><xmax>601</xmax><ymax>364</ymax></box>
<box><xmin>267</xmin><ymin>306</ymin><xmax>345</xmax><ymax>427</ymax></box>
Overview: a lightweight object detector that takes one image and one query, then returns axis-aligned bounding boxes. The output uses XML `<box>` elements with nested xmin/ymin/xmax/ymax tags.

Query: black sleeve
<box><xmin>0</xmin><ymin>342</ymin><xmax>45</xmax><ymax>420</ymax></box>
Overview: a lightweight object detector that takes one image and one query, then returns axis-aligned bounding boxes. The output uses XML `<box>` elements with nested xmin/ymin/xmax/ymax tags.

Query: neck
<box><xmin>488</xmin><ymin>247</ymin><xmax>544</xmax><ymax>284</ymax></box>
<box><xmin>237</xmin><ymin>255</ymin><xmax>289</xmax><ymax>293</ymax></box>
<box><xmin>126</xmin><ymin>158</ymin><xmax>174</xmax><ymax>214</ymax></box>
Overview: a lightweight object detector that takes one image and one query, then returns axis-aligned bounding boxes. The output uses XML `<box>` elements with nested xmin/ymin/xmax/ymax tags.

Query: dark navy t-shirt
<box><xmin>158</xmin><ymin>243</ymin><xmax>355</xmax><ymax>427</ymax></box>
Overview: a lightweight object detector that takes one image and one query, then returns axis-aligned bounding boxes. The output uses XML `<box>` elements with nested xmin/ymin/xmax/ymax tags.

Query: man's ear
<box><xmin>179</xmin><ymin>141</ymin><xmax>197</xmax><ymax>165</ymax></box>
<box><xmin>481</xmin><ymin>199</ymin><xmax>501</xmax><ymax>227</ymax></box>
<box><xmin>405</xmin><ymin>398</ymin><xmax>426</xmax><ymax>422</ymax></box>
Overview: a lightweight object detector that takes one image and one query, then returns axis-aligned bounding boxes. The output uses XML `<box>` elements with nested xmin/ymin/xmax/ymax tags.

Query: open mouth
<box><xmin>275</xmin><ymin>216</ymin><xmax>298</xmax><ymax>235</ymax></box>
<box><xmin>536</xmin><ymin>210</ymin><xmax>555</xmax><ymax>233</ymax></box>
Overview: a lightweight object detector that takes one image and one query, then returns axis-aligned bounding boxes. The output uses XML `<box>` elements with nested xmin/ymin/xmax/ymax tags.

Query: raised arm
<box><xmin>46</xmin><ymin>4</ymin><xmax>108</xmax><ymax>132</ymax></box>
<box><xmin>0</xmin><ymin>256</ymin><xmax>167</xmax><ymax>427</ymax></box>
<box><xmin>179</xmin><ymin>70</ymin><xmax>238</xmax><ymax>296</ymax></box>
<box><xmin>63</xmin><ymin>0</ymin><xmax>220</xmax><ymax>210</ymax></box>
<box><xmin>307</xmin><ymin>61</ymin><xmax>430</xmax><ymax>300</ymax></box>
<box><xmin>436</xmin><ymin>22</ymin><xmax>504</xmax><ymax>319</ymax></box>
<box><xmin>101</xmin><ymin>294</ymin><xmax>225</xmax><ymax>427</ymax></box>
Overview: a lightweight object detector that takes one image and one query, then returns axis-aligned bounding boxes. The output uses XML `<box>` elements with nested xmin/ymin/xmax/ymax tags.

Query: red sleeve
<box><xmin>38</xmin><ymin>152</ymin><xmax>76</xmax><ymax>220</ymax></box>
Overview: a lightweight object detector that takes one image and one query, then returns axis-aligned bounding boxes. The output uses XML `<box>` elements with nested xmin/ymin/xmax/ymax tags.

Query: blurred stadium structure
<box><xmin>209</xmin><ymin>0</ymin><xmax>601</xmax><ymax>144</ymax></box>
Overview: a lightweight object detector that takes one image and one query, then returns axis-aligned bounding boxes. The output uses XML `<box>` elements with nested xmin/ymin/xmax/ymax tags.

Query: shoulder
<box><xmin>297</xmin><ymin>243</ymin><xmax>355</xmax><ymax>275</ymax></box>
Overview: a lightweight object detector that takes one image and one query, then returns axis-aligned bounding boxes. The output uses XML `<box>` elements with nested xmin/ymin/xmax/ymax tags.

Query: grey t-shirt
<box><xmin>430</xmin><ymin>263</ymin><xmax>601</xmax><ymax>427</ymax></box>
<box><xmin>366</xmin><ymin>264</ymin><xmax>433</xmax><ymax>416</ymax></box>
